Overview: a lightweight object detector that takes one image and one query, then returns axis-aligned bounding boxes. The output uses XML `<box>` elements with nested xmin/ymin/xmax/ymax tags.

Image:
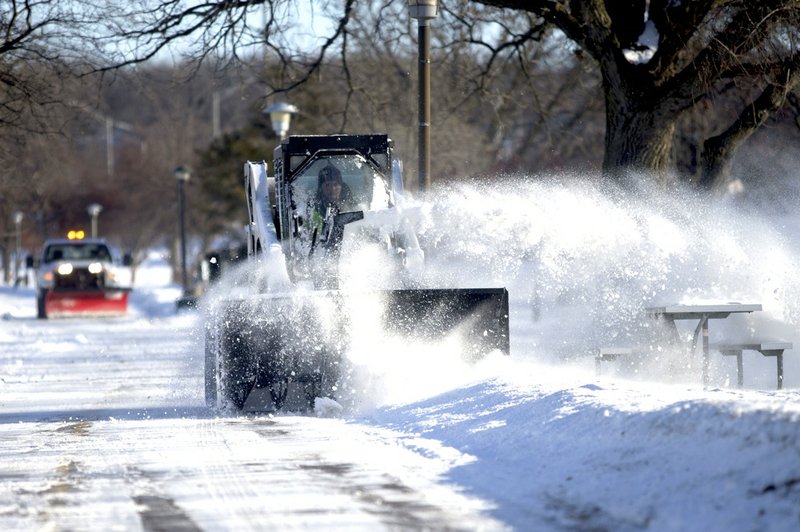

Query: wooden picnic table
<box><xmin>645</xmin><ymin>303</ymin><xmax>762</xmax><ymax>385</ymax></box>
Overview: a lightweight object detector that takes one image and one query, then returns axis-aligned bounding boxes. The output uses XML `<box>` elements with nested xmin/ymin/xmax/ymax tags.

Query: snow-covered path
<box><xmin>0</xmin><ymin>294</ymin><xmax>501</xmax><ymax>530</ymax></box>
<box><xmin>0</xmin><ymin>414</ymin><xmax>500</xmax><ymax>530</ymax></box>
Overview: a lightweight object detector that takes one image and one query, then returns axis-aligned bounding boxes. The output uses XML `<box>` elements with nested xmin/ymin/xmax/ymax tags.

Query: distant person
<box><xmin>14</xmin><ymin>256</ymin><xmax>28</xmax><ymax>287</ymax></box>
<box><xmin>93</xmin><ymin>247</ymin><xmax>111</xmax><ymax>261</ymax></box>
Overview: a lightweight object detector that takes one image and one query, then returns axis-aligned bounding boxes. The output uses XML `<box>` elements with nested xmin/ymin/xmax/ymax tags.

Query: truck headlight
<box><xmin>88</xmin><ymin>262</ymin><xmax>103</xmax><ymax>274</ymax></box>
<box><xmin>57</xmin><ymin>263</ymin><xmax>73</xmax><ymax>275</ymax></box>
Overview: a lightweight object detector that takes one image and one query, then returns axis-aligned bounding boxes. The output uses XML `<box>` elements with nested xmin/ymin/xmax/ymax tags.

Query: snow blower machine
<box><xmin>205</xmin><ymin>134</ymin><xmax>509</xmax><ymax>411</ymax></box>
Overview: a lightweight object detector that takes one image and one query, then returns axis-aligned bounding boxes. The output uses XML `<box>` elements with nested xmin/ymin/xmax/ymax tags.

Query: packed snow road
<box><xmin>0</xmin><ymin>290</ymin><xmax>502</xmax><ymax>531</ymax></box>
<box><xmin>0</xmin><ymin>316</ymin><xmax>501</xmax><ymax>530</ymax></box>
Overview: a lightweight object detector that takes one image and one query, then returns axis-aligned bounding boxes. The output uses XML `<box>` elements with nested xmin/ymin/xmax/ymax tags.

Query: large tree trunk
<box><xmin>602</xmin><ymin>87</ymin><xmax>676</xmax><ymax>182</ymax></box>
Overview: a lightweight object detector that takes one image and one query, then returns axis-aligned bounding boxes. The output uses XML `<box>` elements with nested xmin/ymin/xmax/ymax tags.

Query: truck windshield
<box><xmin>290</xmin><ymin>154</ymin><xmax>390</xmax><ymax>214</ymax></box>
<box><xmin>45</xmin><ymin>244</ymin><xmax>111</xmax><ymax>262</ymax></box>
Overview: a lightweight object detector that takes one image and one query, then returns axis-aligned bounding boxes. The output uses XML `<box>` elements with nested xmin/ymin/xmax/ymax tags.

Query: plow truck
<box><xmin>34</xmin><ymin>233</ymin><xmax>133</xmax><ymax>319</ymax></box>
<box><xmin>205</xmin><ymin>134</ymin><xmax>509</xmax><ymax>411</ymax></box>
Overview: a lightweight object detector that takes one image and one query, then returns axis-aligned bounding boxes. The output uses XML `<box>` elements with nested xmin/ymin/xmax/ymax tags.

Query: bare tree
<box><xmin>1</xmin><ymin>0</ymin><xmax>109</xmax><ymax>252</ymax></box>
<box><xmin>475</xmin><ymin>1</ymin><xmax>800</xmax><ymax>188</ymax></box>
<box><xmin>99</xmin><ymin>2</ymin><xmax>582</xmax><ymax>178</ymax></box>
<box><xmin>0</xmin><ymin>1</ymin><xmax>108</xmax><ymax>132</ymax></box>
<box><xmin>94</xmin><ymin>0</ymin><xmax>799</xmax><ymax>189</ymax></box>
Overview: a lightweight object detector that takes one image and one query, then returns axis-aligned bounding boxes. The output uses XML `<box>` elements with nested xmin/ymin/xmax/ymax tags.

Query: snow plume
<box><xmin>200</xmin><ymin>174</ymin><xmax>800</xmax><ymax>405</ymax></box>
<box><xmin>413</xmin><ymin>175</ymin><xmax>800</xmax><ymax>384</ymax></box>
<box><xmin>342</xmin><ymin>288</ymin><xmax>507</xmax><ymax>411</ymax></box>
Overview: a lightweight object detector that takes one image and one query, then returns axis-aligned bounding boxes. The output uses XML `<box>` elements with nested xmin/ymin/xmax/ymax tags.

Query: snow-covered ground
<box><xmin>1</xmin><ymin>181</ymin><xmax>800</xmax><ymax>530</ymax></box>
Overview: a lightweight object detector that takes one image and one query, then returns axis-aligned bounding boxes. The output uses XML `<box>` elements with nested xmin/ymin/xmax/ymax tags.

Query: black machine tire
<box><xmin>207</xmin><ymin>296</ymin><xmax>346</xmax><ymax>413</ymax></box>
<box><xmin>301</xmin><ymin>372</ymin><xmax>331</xmax><ymax>410</ymax></box>
<box><xmin>205</xmin><ymin>303</ymin><xmax>254</xmax><ymax>412</ymax></box>
<box><xmin>36</xmin><ymin>290</ymin><xmax>47</xmax><ymax>319</ymax></box>
<box><xmin>268</xmin><ymin>379</ymin><xmax>290</xmax><ymax>409</ymax></box>
<box><xmin>219</xmin><ymin>320</ymin><xmax>254</xmax><ymax>411</ymax></box>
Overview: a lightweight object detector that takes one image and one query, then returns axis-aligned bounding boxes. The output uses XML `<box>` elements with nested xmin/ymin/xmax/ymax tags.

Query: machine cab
<box><xmin>272</xmin><ymin>135</ymin><xmax>397</xmax><ymax>283</ymax></box>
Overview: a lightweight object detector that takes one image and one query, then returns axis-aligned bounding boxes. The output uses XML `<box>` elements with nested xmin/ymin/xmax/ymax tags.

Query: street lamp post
<box><xmin>262</xmin><ymin>102</ymin><xmax>299</xmax><ymax>139</ymax></box>
<box><xmin>87</xmin><ymin>203</ymin><xmax>103</xmax><ymax>239</ymax></box>
<box><xmin>12</xmin><ymin>211</ymin><xmax>22</xmax><ymax>286</ymax></box>
<box><xmin>408</xmin><ymin>0</ymin><xmax>439</xmax><ymax>193</ymax></box>
<box><xmin>174</xmin><ymin>166</ymin><xmax>191</xmax><ymax>296</ymax></box>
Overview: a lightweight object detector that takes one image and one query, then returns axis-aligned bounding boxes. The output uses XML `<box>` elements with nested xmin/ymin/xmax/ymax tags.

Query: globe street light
<box><xmin>174</xmin><ymin>166</ymin><xmax>191</xmax><ymax>296</ymax></box>
<box><xmin>262</xmin><ymin>102</ymin><xmax>299</xmax><ymax>139</ymax></box>
<box><xmin>87</xmin><ymin>203</ymin><xmax>103</xmax><ymax>239</ymax></box>
<box><xmin>408</xmin><ymin>0</ymin><xmax>439</xmax><ymax>193</ymax></box>
<box><xmin>12</xmin><ymin>211</ymin><xmax>22</xmax><ymax>286</ymax></box>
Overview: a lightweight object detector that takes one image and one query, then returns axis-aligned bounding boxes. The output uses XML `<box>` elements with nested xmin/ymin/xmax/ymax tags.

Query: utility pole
<box><xmin>408</xmin><ymin>1</ymin><xmax>439</xmax><ymax>193</ymax></box>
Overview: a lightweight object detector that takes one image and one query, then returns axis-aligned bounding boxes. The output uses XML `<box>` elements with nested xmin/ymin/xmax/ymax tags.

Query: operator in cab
<box><xmin>316</xmin><ymin>163</ymin><xmax>356</xmax><ymax>213</ymax></box>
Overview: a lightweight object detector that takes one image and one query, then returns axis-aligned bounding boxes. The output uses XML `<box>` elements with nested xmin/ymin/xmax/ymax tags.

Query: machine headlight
<box><xmin>88</xmin><ymin>262</ymin><xmax>103</xmax><ymax>274</ymax></box>
<box><xmin>57</xmin><ymin>263</ymin><xmax>74</xmax><ymax>275</ymax></box>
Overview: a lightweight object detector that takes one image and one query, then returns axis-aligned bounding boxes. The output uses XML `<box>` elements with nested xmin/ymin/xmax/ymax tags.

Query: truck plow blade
<box><xmin>206</xmin><ymin>287</ymin><xmax>509</xmax><ymax>411</ymax></box>
<box><xmin>45</xmin><ymin>290</ymin><xmax>129</xmax><ymax>318</ymax></box>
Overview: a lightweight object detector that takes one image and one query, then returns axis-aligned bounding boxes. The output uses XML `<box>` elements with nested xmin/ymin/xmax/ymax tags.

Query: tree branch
<box><xmin>700</xmin><ymin>59</ymin><xmax>800</xmax><ymax>187</ymax></box>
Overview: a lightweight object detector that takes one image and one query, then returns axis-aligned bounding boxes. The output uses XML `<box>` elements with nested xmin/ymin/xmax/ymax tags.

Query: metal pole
<box><xmin>14</xmin><ymin>219</ymin><xmax>20</xmax><ymax>285</ymax></box>
<box><xmin>106</xmin><ymin>116</ymin><xmax>115</xmax><ymax>179</ymax></box>
<box><xmin>212</xmin><ymin>91</ymin><xmax>221</xmax><ymax>139</ymax></box>
<box><xmin>418</xmin><ymin>20</ymin><xmax>431</xmax><ymax>193</ymax></box>
<box><xmin>178</xmin><ymin>179</ymin><xmax>188</xmax><ymax>293</ymax></box>
<box><xmin>87</xmin><ymin>204</ymin><xmax>102</xmax><ymax>239</ymax></box>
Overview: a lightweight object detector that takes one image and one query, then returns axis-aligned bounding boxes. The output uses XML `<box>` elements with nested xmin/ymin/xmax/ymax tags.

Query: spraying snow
<box><xmin>203</xmin><ymin>175</ymin><xmax>798</xmax><ymax>405</ymax></box>
<box><xmin>411</xmin><ymin>177</ymin><xmax>799</xmax><ymax>384</ymax></box>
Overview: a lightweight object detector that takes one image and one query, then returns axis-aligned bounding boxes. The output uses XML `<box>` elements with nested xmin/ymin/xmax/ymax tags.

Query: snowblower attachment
<box><xmin>381</xmin><ymin>288</ymin><xmax>509</xmax><ymax>357</ymax></box>
<box><xmin>205</xmin><ymin>134</ymin><xmax>510</xmax><ymax>412</ymax></box>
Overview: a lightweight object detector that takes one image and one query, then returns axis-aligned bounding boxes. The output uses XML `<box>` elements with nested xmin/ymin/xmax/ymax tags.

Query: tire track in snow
<box><xmin>186</xmin><ymin>414</ymin><xmax>504</xmax><ymax>530</ymax></box>
<box><xmin>1</xmin><ymin>308</ymin><xmax>504</xmax><ymax>530</ymax></box>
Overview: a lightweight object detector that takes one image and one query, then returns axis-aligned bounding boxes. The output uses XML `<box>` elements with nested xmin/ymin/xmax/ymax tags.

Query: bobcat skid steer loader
<box><xmin>205</xmin><ymin>134</ymin><xmax>509</xmax><ymax>412</ymax></box>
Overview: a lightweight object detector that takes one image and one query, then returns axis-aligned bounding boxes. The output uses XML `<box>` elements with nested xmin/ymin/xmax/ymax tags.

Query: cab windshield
<box><xmin>290</xmin><ymin>154</ymin><xmax>390</xmax><ymax>214</ymax></box>
<box><xmin>45</xmin><ymin>243</ymin><xmax>111</xmax><ymax>263</ymax></box>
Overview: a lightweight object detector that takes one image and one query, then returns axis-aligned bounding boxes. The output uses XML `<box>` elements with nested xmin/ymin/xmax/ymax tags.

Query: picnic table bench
<box><xmin>595</xmin><ymin>347</ymin><xmax>633</xmax><ymax>375</ymax></box>
<box><xmin>713</xmin><ymin>342</ymin><xmax>793</xmax><ymax>389</ymax></box>
<box><xmin>597</xmin><ymin>303</ymin><xmax>792</xmax><ymax>389</ymax></box>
